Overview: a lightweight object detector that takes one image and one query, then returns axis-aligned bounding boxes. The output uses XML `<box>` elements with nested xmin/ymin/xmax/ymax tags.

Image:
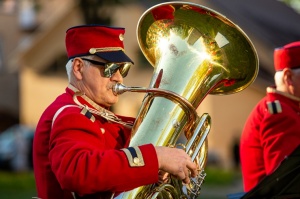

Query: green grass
<box><xmin>0</xmin><ymin>167</ymin><xmax>239</xmax><ymax>199</ymax></box>
<box><xmin>204</xmin><ymin>166</ymin><xmax>238</xmax><ymax>185</ymax></box>
<box><xmin>0</xmin><ymin>171</ymin><xmax>36</xmax><ymax>199</ymax></box>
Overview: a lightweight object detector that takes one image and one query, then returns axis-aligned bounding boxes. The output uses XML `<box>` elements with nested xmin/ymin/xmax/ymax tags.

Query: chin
<box><xmin>108</xmin><ymin>98</ymin><xmax>118</xmax><ymax>107</ymax></box>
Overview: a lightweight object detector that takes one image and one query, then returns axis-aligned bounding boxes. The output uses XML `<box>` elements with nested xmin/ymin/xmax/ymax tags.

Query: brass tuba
<box><xmin>113</xmin><ymin>1</ymin><xmax>258</xmax><ymax>199</ymax></box>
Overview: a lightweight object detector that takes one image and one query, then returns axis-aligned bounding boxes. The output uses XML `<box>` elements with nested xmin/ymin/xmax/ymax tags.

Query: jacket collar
<box><xmin>267</xmin><ymin>87</ymin><xmax>300</xmax><ymax>102</ymax></box>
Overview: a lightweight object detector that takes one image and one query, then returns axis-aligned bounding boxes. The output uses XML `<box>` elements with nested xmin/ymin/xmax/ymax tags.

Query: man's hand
<box><xmin>155</xmin><ymin>146</ymin><xmax>198</xmax><ymax>184</ymax></box>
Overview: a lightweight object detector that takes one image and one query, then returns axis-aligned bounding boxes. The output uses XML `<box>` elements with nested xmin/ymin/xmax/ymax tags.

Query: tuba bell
<box><xmin>113</xmin><ymin>1</ymin><xmax>259</xmax><ymax>199</ymax></box>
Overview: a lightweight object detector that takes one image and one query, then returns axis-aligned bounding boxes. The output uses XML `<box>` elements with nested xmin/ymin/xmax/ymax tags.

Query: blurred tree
<box><xmin>79</xmin><ymin>0</ymin><xmax>135</xmax><ymax>25</ymax></box>
<box><xmin>79</xmin><ymin>0</ymin><xmax>160</xmax><ymax>25</ymax></box>
<box><xmin>79</xmin><ymin>0</ymin><xmax>110</xmax><ymax>25</ymax></box>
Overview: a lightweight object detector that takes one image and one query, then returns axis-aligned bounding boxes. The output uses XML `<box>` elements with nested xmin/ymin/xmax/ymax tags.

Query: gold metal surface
<box><xmin>116</xmin><ymin>1</ymin><xmax>258</xmax><ymax>199</ymax></box>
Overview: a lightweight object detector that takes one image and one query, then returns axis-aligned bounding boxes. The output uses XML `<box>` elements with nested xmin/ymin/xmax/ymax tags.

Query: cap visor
<box><xmin>95</xmin><ymin>51</ymin><xmax>133</xmax><ymax>64</ymax></box>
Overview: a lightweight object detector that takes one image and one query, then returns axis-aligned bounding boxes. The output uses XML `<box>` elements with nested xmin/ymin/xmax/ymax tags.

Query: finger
<box><xmin>186</xmin><ymin>161</ymin><xmax>199</xmax><ymax>177</ymax></box>
<box><xmin>162</xmin><ymin>172</ymin><xmax>169</xmax><ymax>180</ymax></box>
<box><xmin>158</xmin><ymin>171</ymin><xmax>170</xmax><ymax>183</ymax></box>
<box><xmin>182</xmin><ymin>177</ymin><xmax>190</xmax><ymax>184</ymax></box>
<box><xmin>162</xmin><ymin>173</ymin><xmax>170</xmax><ymax>183</ymax></box>
<box><xmin>177</xmin><ymin>166</ymin><xmax>186</xmax><ymax>182</ymax></box>
<box><xmin>182</xmin><ymin>166</ymin><xmax>191</xmax><ymax>184</ymax></box>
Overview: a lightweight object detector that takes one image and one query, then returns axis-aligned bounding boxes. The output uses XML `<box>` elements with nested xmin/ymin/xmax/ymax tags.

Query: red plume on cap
<box><xmin>274</xmin><ymin>41</ymin><xmax>300</xmax><ymax>71</ymax></box>
<box><xmin>65</xmin><ymin>25</ymin><xmax>133</xmax><ymax>63</ymax></box>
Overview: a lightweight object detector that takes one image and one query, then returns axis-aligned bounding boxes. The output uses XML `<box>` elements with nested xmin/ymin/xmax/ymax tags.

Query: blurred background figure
<box><xmin>240</xmin><ymin>41</ymin><xmax>300</xmax><ymax>192</ymax></box>
<box><xmin>231</xmin><ymin>136</ymin><xmax>240</xmax><ymax>171</ymax></box>
<box><xmin>0</xmin><ymin>124</ymin><xmax>34</xmax><ymax>171</ymax></box>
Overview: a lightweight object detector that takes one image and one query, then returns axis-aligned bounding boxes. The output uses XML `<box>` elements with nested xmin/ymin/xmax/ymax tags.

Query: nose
<box><xmin>111</xmin><ymin>69</ymin><xmax>123</xmax><ymax>82</ymax></box>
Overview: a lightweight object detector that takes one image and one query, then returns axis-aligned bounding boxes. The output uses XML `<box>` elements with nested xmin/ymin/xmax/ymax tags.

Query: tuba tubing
<box><xmin>113</xmin><ymin>83</ymin><xmax>198</xmax><ymax>124</ymax></box>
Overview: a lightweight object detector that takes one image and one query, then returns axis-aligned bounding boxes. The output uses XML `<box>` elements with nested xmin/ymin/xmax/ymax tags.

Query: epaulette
<box><xmin>121</xmin><ymin>146</ymin><xmax>145</xmax><ymax>167</ymax></box>
<box><xmin>266</xmin><ymin>100</ymin><xmax>282</xmax><ymax>114</ymax></box>
<box><xmin>80</xmin><ymin>106</ymin><xmax>95</xmax><ymax>122</ymax></box>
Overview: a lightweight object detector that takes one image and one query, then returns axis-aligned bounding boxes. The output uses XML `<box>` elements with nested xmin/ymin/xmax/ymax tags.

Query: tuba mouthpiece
<box><xmin>112</xmin><ymin>83</ymin><xmax>127</xmax><ymax>95</ymax></box>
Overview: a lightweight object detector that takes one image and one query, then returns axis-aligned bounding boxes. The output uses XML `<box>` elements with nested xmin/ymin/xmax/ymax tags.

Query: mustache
<box><xmin>108</xmin><ymin>83</ymin><xmax>118</xmax><ymax>96</ymax></box>
<box><xmin>108</xmin><ymin>83</ymin><xmax>117</xmax><ymax>89</ymax></box>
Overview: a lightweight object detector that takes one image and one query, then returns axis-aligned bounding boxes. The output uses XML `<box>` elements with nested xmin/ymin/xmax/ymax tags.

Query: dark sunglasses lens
<box><xmin>119</xmin><ymin>63</ymin><xmax>131</xmax><ymax>77</ymax></box>
<box><xmin>104</xmin><ymin>63</ymin><xmax>131</xmax><ymax>78</ymax></box>
<box><xmin>104</xmin><ymin>63</ymin><xmax>119</xmax><ymax>77</ymax></box>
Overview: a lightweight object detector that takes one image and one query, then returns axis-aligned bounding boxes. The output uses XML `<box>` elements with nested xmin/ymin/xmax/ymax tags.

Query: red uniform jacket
<box><xmin>240</xmin><ymin>87</ymin><xmax>300</xmax><ymax>192</ymax></box>
<box><xmin>33</xmin><ymin>86</ymin><xmax>159</xmax><ymax>199</ymax></box>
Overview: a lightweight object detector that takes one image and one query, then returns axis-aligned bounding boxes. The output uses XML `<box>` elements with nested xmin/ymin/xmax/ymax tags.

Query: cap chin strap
<box><xmin>68</xmin><ymin>84</ymin><xmax>133</xmax><ymax>127</ymax></box>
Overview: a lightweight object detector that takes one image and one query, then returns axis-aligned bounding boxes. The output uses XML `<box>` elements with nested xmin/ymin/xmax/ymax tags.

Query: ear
<box><xmin>282</xmin><ymin>68</ymin><xmax>293</xmax><ymax>86</ymax></box>
<box><xmin>72</xmin><ymin>58</ymin><xmax>84</xmax><ymax>80</ymax></box>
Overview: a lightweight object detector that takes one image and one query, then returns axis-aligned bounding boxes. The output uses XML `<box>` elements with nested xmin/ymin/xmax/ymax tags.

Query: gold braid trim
<box><xmin>89</xmin><ymin>47</ymin><xmax>124</xmax><ymax>54</ymax></box>
<box><xmin>68</xmin><ymin>84</ymin><xmax>133</xmax><ymax>127</ymax></box>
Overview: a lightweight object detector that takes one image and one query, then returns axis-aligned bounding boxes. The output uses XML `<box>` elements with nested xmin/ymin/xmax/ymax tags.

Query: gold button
<box><xmin>89</xmin><ymin>48</ymin><xmax>96</xmax><ymax>54</ymax></box>
<box><xmin>100</xmin><ymin>128</ymin><xmax>105</xmax><ymax>134</ymax></box>
<box><xmin>133</xmin><ymin>157</ymin><xmax>139</xmax><ymax>165</ymax></box>
<box><xmin>119</xmin><ymin>34</ymin><xmax>124</xmax><ymax>41</ymax></box>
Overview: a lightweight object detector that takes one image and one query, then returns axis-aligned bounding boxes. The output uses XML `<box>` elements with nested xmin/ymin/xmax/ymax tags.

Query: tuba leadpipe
<box><xmin>116</xmin><ymin>1</ymin><xmax>259</xmax><ymax>199</ymax></box>
<box><xmin>113</xmin><ymin>83</ymin><xmax>198</xmax><ymax>124</ymax></box>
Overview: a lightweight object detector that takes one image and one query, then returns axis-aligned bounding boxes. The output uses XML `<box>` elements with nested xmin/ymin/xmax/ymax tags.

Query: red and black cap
<box><xmin>274</xmin><ymin>41</ymin><xmax>300</xmax><ymax>71</ymax></box>
<box><xmin>65</xmin><ymin>25</ymin><xmax>133</xmax><ymax>63</ymax></box>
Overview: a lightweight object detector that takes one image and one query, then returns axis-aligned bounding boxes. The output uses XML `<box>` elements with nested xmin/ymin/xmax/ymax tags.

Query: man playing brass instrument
<box><xmin>33</xmin><ymin>25</ymin><xmax>198</xmax><ymax>199</ymax></box>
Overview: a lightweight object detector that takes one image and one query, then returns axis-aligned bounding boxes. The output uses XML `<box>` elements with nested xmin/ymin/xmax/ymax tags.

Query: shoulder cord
<box><xmin>69</xmin><ymin>84</ymin><xmax>133</xmax><ymax>128</ymax></box>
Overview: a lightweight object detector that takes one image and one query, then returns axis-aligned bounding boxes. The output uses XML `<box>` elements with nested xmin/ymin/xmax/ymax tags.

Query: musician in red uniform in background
<box><xmin>240</xmin><ymin>41</ymin><xmax>300</xmax><ymax>192</ymax></box>
<box><xmin>33</xmin><ymin>25</ymin><xmax>198</xmax><ymax>199</ymax></box>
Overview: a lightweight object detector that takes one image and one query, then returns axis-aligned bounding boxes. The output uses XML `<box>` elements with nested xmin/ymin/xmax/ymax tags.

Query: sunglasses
<box><xmin>80</xmin><ymin>58</ymin><xmax>131</xmax><ymax>78</ymax></box>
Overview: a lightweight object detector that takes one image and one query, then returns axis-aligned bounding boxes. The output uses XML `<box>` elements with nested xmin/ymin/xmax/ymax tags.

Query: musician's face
<box><xmin>72</xmin><ymin>56</ymin><xmax>123</xmax><ymax>108</ymax></box>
